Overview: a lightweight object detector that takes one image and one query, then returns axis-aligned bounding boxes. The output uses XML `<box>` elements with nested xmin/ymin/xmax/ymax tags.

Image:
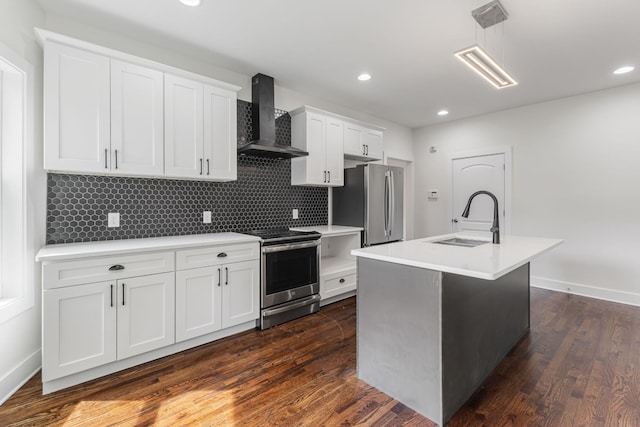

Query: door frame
<box><xmin>448</xmin><ymin>146</ymin><xmax>513</xmax><ymax>235</ymax></box>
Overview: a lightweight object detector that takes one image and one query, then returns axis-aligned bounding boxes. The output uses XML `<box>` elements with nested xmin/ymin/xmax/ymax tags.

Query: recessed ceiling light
<box><xmin>437</xmin><ymin>110</ymin><xmax>449</xmax><ymax>116</ymax></box>
<box><xmin>357</xmin><ymin>73</ymin><xmax>372</xmax><ymax>81</ymax></box>
<box><xmin>179</xmin><ymin>0</ymin><xmax>201</xmax><ymax>6</ymax></box>
<box><xmin>613</xmin><ymin>66</ymin><xmax>634</xmax><ymax>75</ymax></box>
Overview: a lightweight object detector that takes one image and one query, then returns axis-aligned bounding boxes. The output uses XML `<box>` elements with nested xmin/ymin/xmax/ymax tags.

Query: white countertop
<box><xmin>351</xmin><ymin>233</ymin><xmax>563</xmax><ymax>280</ymax></box>
<box><xmin>36</xmin><ymin>232</ymin><xmax>261</xmax><ymax>262</ymax></box>
<box><xmin>290</xmin><ymin>225</ymin><xmax>363</xmax><ymax>237</ymax></box>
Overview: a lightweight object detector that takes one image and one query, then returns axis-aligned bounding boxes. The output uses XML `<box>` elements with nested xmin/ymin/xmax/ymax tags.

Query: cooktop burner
<box><xmin>244</xmin><ymin>228</ymin><xmax>321</xmax><ymax>245</ymax></box>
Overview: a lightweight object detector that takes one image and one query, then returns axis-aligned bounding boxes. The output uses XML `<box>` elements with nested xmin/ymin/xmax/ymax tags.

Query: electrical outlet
<box><xmin>107</xmin><ymin>212</ymin><xmax>120</xmax><ymax>228</ymax></box>
<box><xmin>292</xmin><ymin>209</ymin><xmax>299</xmax><ymax>219</ymax></box>
<box><xmin>203</xmin><ymin>211</ymin><xmax>212</xmax><ymax>224</ymax></box>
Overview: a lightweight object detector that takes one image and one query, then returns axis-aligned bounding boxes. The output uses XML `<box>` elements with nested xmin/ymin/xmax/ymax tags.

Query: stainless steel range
<box><xmin>244</xmin><ymin>229</ymin><xmax>321</xmax><ymax>329</ymax></box>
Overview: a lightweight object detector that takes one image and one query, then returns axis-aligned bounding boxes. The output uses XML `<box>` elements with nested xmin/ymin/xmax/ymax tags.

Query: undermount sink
<box><xmin>431</xmin><ymin>237</ymin><xmax>489</xmax><ymax>247</ymax></box>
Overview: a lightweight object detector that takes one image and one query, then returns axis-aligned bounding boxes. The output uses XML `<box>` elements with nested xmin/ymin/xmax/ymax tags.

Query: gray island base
<box><xmin>357</xmin><ymin>257</ymin><xmax>530</xmax><ymax>426</ymax></box>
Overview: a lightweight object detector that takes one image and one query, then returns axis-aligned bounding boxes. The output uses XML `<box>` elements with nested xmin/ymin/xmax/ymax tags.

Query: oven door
<box><xmin>262</xmin><ymin>240</ymin><xmax>320</xmax><ymax>308</ymax></box>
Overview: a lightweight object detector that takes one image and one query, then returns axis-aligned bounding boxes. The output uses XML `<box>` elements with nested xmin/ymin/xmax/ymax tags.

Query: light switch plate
<box><xmin>428</xmin><ymin>190</ymin><xmax>439</xmax><ymax>200</ymax></box>
<box><xmin>203</xmin><ymin>211</ymin><xmax>212</xmax><ymax>224</ymax></box>
<box><xmin>292</xmin><ymin>209</ymin><xmax>299</xmax><ymax>219</ymax></box>
<box><xmin>107</xmin><ymin>212</ymin><xmax>120</xmax><ymax>228</ymax></box>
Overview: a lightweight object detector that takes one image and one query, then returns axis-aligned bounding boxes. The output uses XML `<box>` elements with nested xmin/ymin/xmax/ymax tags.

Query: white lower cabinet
<box><xmin>42</xmin><ymin>281</ymin><xmax>116</xmax><ymax>382</ymax></box>
<box><xmin>117</xmin><ymin>272</ymin><xmax>175</xmax><ymax>360</ymax></box>
<box><xmin>42</xmin><ymin>271</ymin><xmax>175</xmax><ymax>381</ymax></box>
<box><xmin>320</xmin><ymin>269</ymin><xmax>357</xmax><ymax>300</ymax></box>
<box><xmin>175</xmin><ymin>259</ymin><xmax>259</xmax><ymax>343</ymax></box>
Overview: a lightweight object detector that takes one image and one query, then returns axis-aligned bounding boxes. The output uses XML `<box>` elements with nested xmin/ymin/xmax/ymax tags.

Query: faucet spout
<box><xmin>460</xmin><ymin>190</ymin><xmax>500</xmax><ymax>244</ymax></box>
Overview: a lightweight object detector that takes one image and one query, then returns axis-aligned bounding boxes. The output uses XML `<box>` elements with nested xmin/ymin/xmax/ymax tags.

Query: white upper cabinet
<box><xmin>343</xmin><ymin>122</ymin><xmax>383</xmax><ymax>162</ymax></box>
<box><xmin>165</xmin><ymin>74</ymin><xmax>237</xmax><ymax>181</ymax></box>
<box><xmin>291</xmin><ymin>107</ymin><xmax>344</xmax><ymax>187</ymax></box>
<box><xmin>44</xmin><ymin>42</ymin><xmax>111</xmax><ymax>174</ymax></box>
<box><xmin>38</xmin><ymin>29</ymin><xmax>240</xmax><ymax>180</ymax></box>
<box><xmin>111</xmin><ymin>60</ymin><xmax>164</xmax><ymax>176</ymax></box>
<box><xmin>164</xmin><ymin>74</ymin><xmax>204</xmax><ymax>178</ymax></box>
<box><xmin>204</xmin><ymin>85</ymin><xmax>237</xmax><ymax>181</ymax></box>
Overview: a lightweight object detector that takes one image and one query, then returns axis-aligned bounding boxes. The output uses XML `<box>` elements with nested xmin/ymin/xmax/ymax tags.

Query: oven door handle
<box><xmin>262</xmin><ymin>240</ymin><xmax>320</xmax><ymax>253</ymax></box>
<box><xmin>262</xmin><ymin>294</ymin><xmax>321</xmax><ymax>317</ymax></box>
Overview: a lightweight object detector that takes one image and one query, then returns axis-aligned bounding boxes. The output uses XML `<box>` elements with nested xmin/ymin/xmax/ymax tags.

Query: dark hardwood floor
<box><xmin>2</xmin><ymin>288</ymin><xmax>640</xmax><ymax>426</ymax></box>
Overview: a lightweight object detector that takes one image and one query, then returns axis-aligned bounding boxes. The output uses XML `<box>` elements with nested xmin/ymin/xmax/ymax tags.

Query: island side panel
<box><xmin>357</xmin><ymin>258</ymin><xmax>444</xmax><ymax>425</ymax></box>
<box><xmin>441</xmin><ymin>263</ymin><xmax>530</xmax><ymax>423</ymax></box>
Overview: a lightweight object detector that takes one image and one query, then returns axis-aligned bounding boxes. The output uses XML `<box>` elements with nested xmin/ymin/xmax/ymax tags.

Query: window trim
<box><xmin>0</xmin><ymin>41</ymin><xmax>35</xmax><ymax>324</ymax></box>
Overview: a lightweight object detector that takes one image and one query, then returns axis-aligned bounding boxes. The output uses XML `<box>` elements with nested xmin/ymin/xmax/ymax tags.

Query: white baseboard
<box><xmin>0</xmin><ymin>350</ymin><xmax>41</xmax><ymax>406</ymax></box>
<box><xmin>531</xmin><ymin>276</ymin><xmax>640</xmax><ymax>308</ymax></box>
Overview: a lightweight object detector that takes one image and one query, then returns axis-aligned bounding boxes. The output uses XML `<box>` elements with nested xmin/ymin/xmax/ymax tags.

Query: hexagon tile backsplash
<box><xmin>46</xmin><ymin>101</ymin><xmax>328</xmax><ymax>244</ymax></box>
<box><xmin>46</xmin><ymin>156</ymin><xmax>328</xmax><ymax>244</ymax></box>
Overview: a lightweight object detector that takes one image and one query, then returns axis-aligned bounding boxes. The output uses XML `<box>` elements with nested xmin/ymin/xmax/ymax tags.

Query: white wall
<box><xmin>413</xmin><ymin>82</ymin><xmax>640</xmax><ymax>302</ymax></box>
<box><xmin>0</xmin><ymin>0</ymin><xmax>46</xmax><ymax>404</ymax></box>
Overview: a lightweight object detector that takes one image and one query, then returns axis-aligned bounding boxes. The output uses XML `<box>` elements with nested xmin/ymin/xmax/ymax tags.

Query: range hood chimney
<box><xmin>237</xmin><ymin>73</ymin><xmax>308</xmax><ymax>159</ymax></box>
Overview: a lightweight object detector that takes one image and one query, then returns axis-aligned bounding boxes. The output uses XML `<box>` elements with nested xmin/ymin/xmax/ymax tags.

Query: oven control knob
<box><xmin>217</xmin><ymin>252</ymin><xmax>228</xmax><ymax>258</ymax></box>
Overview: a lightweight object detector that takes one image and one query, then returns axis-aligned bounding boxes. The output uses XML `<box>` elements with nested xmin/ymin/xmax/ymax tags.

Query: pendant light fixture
<box><xmin>455</xmin><ymin>0</ymin><xmax>517</xmax><ymax>89</ymax></box>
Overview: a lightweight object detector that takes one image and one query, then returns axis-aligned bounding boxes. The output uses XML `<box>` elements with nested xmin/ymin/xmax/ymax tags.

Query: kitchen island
<box><xmin>352</xmin><ymin>233</ymin><xmax>562</xmax><ymax>426</ymax></box>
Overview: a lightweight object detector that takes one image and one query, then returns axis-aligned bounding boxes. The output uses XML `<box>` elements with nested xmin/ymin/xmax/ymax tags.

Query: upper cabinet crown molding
<box><xmin>34</xmin><ymin>28</ymin><xmax>241</xmax><ymax>92</ymax></box>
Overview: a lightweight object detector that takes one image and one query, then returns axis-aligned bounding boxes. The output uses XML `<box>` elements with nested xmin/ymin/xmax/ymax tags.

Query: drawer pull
<box><xmin>109</xmin><ymin>264</ymin><xmax>125</xmax><ymax>271</ymax></box>
<box><xmin>339</xmin><ymin>278</ymin><xmax>345</xmax><ymax>283</ymax></box>
<box><xmin>217</xmin><ymin>252</ymin><xmax>228</xmax><ymax>258</ymax></box>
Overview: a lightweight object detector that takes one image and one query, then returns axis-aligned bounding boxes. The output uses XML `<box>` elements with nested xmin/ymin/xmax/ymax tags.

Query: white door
<box><xmin>203</xmin><ymin>84</ymin><xmax>236</xmax><ymax>181</ymax></box>
<box><xmin>117</xmin><ymin>272</ymin><xmax>175</xmax><ymax>359</ymax></box>
<box><xmin>44</xmin><ymin>42</ymin><xmax>110</xmax><ymax>173</ymax></box>
<box><xmin>42</xmin><ymin>282</ymin><xmax>116</xmax><ymax>381</ymax></box>
<box><xmin>175</xmin><ymin>266</ymin><xmax>223</xmax><ymax>342</ymax></box>
<box><xmin>165</xmin><ymin>74</ymin><xmax>204</xmax><ymax>178</ymax></box>
<box><xmin>324</xmin><ymin>117</ymin><xmax>344</xmax><ymax>186</ymax></box>
<box><xmin>452</xmin><ymin>153</ymin><xmax>505</xmax><ymax>237</ymax></box>
<box><xmin>222</xmin><ymin>260</ymin><xmax>259</xmax><ymax>328</ymax></box>
<box><xmin>111</xmin><ymin>60</ymin><xmax>164</xmax><ymax>176</ymax></box>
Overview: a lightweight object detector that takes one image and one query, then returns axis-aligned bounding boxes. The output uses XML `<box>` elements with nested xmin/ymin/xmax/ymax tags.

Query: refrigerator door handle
<box><xmin>389</xmin><ymin>170</ymin><xmax>394</xmax><ymax>237</ymax></box>
<box><xmin>384</xmin><ymin>171</ymin><xmax>389</xmax><ymax>236</ymax></box>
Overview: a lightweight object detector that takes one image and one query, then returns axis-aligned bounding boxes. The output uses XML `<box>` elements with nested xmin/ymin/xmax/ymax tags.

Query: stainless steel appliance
<box><xmin>244</xmin><ymin>229</ymin><xmax>321</xmax><ymax>329</ymax></box>
<box><xmin>332</xmin><ymin>164</ymin><xmax>404</xmax><ymax>246</ymax></box>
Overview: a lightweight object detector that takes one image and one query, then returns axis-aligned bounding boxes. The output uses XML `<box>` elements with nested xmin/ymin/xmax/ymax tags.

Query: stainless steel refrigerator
<box><xmin>332</xmin><ymin>164</ymin><xmax>403</xmax><ymax>246</ymax></box>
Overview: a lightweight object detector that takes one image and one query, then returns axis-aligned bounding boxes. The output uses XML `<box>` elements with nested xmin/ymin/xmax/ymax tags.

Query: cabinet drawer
<box><xmin>42</xmin><ymin>251</ymin><xmax>175</xmax><ymax>290</ymax></box>
<box><xmin>321</xmin><ymin>270</ymin><xmax>357</xmax><ymax>299</ymax></box>
<box><xmin>176</xmin><ymin>243</ymin><xmax>259</xmax><ymax>270</ymax></box>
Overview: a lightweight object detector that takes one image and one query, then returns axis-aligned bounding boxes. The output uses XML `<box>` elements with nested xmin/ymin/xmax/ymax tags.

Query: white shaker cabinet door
<box><xmin>117</xmin><ymin>272</ymin><xmax>175</xmax><ymax>360</ymax></box>
<box><xmin>324</xmin><ymin>117</ymin><xmax>344</xmax><ymax>187</ymax></box>
<box><xmin>44</xmin><ymin>41</ymin><xmax>110</xmax><ymax>173</ymax></box>
<box><xmin>175</xmin><ymin>266</ymin><xmax>223</xmax><ymax>342</ymax></box>
<box><xmin>42</xmin><ymin>281</ymin><xmax>117</xmax><ymax>381</ymax></box>
<box><xmin>222</xmin><ymin>260</ymin><xmax>260</xmax><ymax>328</ymax></box>
<box><xmin>203</xmin><ymin>84</ymin><xmax>237</xmax><ymax>181</ymax></box>
<box><xmin>111</xmin><ymin>60</ymin><xmax>164</xmax><ymax>176</ymax></box>
<box><xmin>343</xmin><ymin>122</ymin><xmax>365</xmax><ymax>158</ymax></box>
<box><xmin>363</xmin><ymin>128</ymin><xmax>383</xmax><ymax>160</ymax></box>
<box><xmin>164</xmin><ymin>74</ymin><xmax>204</xmax><ymax>179</ymax></box>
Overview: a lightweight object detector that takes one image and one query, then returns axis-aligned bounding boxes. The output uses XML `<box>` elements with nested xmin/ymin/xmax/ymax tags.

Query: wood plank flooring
<box><xmin>2</xmin><ymin>288</ymin><xmax>640</xmax><ymax>426</ymax></box>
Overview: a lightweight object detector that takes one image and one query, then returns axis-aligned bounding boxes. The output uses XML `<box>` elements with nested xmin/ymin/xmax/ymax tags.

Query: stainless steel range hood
<box><xmin>237</xmin><ymin>73</ymin><xmax>308</xmax><ymax>159</ymax></box>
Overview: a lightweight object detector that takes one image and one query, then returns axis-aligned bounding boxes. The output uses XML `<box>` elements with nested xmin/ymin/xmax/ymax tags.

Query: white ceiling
<box><xmin>36</xmin><ymin>0</ymin><xmax>640</xmax><ymax>128</ymax></box>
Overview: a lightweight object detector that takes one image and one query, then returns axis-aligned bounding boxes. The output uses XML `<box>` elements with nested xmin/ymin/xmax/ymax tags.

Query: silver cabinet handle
<box><xmin>366</xmin><ymin>145</ymin><xmax>369</xmax><ymax>155</ymax></box>
<box><xmin>362</xmin><ymin>145</ymin><xmax>366</xmax><ymax>155</ymax></box>
<box><xmin>104</xmin><ymin>149</ymin><xmax>108</xmax><ymax>169</ymax></box>
<box><xmin>218</xmin><ymin>268</ymin><xmax>221</xmax><ymax>287</ymax></box>
<box><xmin>115</xmin><ymin>149</ymin><xmax>118</xmax><ymax>169</ymax></box>
<box><xmin>110</xmin><ymin>284</ymin><xmax>114</xmax><ymax>307</ymax></box>
<box><xmin>225</xmin><ymin>267</ymin><xmax>229</xmax><ymax>285</ymax></box>
<box><xmin>206</xmin><ymin>159</ymin><xmax>210</xmax><ymax>175</ymax></box>
<box><xmin>323</xmin><ymin>171</ymin><xmax>327</xmax><ymax>183</ymax></box>
<box><xmin>200</xmin><ymin>158</ymin><xmax>203</xmax><ymax>175</ymax></box>
<box><xmin>327</xmin><ymin>171</ymin><xmax>331</xmax><ymax>183</ymax></box>
<box><xmin>122</xmin><ymin>283</ymin><xmax>125</xmax><ymax>306</ymax></box>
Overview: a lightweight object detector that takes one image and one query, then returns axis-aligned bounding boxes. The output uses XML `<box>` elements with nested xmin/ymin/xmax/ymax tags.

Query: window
<box><xmin>0</xmin><ymin>41</ymin><xmax>34</xmax><ymax>323</ymax></box>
